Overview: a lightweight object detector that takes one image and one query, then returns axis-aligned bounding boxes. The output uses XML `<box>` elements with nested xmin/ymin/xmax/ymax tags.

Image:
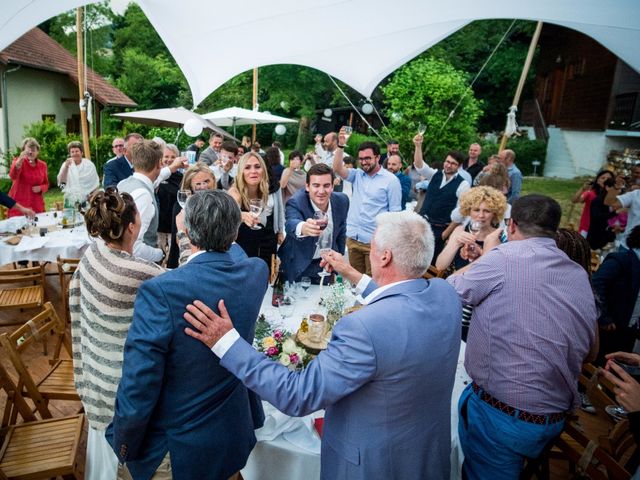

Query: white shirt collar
<box><xmin>132</xmin><ymin>172</ymin><xmax>154</xmax><ymax>189</ymax></box>
<box><xmin>363</xmin><ymin>279</ymin><xmax>413</xmax><ymax>304</ymax></box>
<box><xmin>185</xmin><ymin>249</ymin><xmax>205</xmax><ymax>263</ymax></box>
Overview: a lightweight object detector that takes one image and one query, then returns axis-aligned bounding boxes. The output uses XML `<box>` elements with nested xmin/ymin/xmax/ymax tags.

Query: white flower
<box><xmin>279</xmin><ymin>353</ymin><xmax>291</xmax><ymax>366</ymax></box>
<box><xmin>282</xmin><ymin>338</ymin><xmax>297</xmax><ymax>354</ymax></box>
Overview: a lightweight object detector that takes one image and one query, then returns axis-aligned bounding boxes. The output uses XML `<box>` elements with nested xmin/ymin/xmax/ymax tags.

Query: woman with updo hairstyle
<box><xmin>69</xmin><ymin>188</ymin><xmax>165</xmax><ymax>478</ymax></box>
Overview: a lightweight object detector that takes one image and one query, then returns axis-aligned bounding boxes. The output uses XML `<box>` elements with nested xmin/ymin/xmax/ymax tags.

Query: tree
<box><xmin>426</xmin><ymin>20</ymin><xmax>538</xmax><ymax>131</ymax></box>
<box><xmin>40</xmin><ymin>2</ymin><xmax>116</xmax><ymax>78</ymax></box>
<box><xmin>381</xmin><ymin>57</ymin><xmax>482</xmax><ymax>161</ymax></box>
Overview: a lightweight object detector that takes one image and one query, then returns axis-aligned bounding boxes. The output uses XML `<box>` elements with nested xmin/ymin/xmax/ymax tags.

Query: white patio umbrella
<box><xmin>202</xmin><ymin>107</ymin><xmax>297</xmax><ymax>137</ymax></box>
<box><xmin>1</xmin><ymin>1</ymin><xmax>639</xmax><ymax>106</ymax></box>
<box><xmin>112</xmin><ymin>107</ymin><xmax>233</xmax><ymax>139</ymax></box>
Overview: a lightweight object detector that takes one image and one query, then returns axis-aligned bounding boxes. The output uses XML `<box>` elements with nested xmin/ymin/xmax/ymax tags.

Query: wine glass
<box><xmin>467</xmin><ymin>220</ymin><xmax>482</xmax><ymax>255</ymax></box>
<box><xmin>417</xmin><ymin>122</ymin><xmax>427</xmax><ymax>135</ymax></box>
<box><xmin>300</xmin><ymin>277</ymin><xmax>311</xmax><ymax>297</ymax></box>
<box><xmin>277</xmin><ymin>296</ymin><xmax>295</xmax><ymax>319</ymax></box>
<box><xmin>249</xmin><ymin>199</ymin><xmax>264</xmax><ymax>230</ymax></box>
<box><xmin>314</xmin><ymin>210</ymin><xmax>328</xmax><ymax>232</ymax></box>
<box><xmin>343</xmin><ymin>126</ymin><xmax>353</xmax><ymax>144</ymax></box>
<box><xmin>317</xmin><ymin>234</ymin><xmax>332</xmax><ymax>278</ymax></box>
<box><xmin>177</xmin><ymin>190</ymin><xmax>191</xmax><ymax>209</ymax></box>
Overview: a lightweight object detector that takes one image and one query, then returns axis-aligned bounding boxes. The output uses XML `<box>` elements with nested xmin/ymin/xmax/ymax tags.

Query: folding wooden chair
<box><xmin>56</xmin><ymin>256</ymin><xmax>80</xmax><ymax>324</ymax></box>
<box><xmin>0</xmin><ymin>264</ymin><xmax>46</xmax><ymax>315</ymax></box>
<box><xmin>0</xmin><ymin>302</ymin><xmax>78</xmax><ymax>419</ymax></box>
<box><xmin>590</xmin><ymin>250</ymin><xmax>602</xmax><ymax>274</ymax></box>
<box><xmin>0</xmin><ymin>361</ymin><xmax>84</xmax><ymax>480</ymax></box>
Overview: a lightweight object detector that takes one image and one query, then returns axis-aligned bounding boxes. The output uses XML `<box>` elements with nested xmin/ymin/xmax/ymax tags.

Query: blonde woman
<box><xmin>436</xmin><ymin>186</ymin><xmax>507</xmax><ymax>272</ymax></box>
<box><xmin>228</xmin><ymin>152</ymin><xmax>284</xmax><ymax>267</ymax></box>
<box><xmin>167</xmin><ymin>162</ymin><xmax>216</xmax><ymax>268</ymax></box>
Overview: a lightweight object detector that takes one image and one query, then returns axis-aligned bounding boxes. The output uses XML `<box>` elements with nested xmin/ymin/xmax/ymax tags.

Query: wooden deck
<box><xmin>0</xmin><ymin>263</ymin><xmax>624</xmax><ymax>479</ymax></box>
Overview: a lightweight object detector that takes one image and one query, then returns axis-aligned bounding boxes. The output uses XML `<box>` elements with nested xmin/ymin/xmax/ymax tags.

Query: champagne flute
<box><xmin>317</xmin><ymin>234</ymin><xmax>332</xmax><ymax>278</ymax></box>
<box><xmin>249</xmin><ymin>198</ymin><xmax>264</xmax><ymax>230</ymax></box>
<box><xmin>177</xmin><ymin>190</ymin><xmax>192</xmax><ymax>209</ymax></box>
<box><xmin>417</xmin><ymin>122</ymin><xmax>427</xmax><ymax>135</ymax></box>
<box><xmin>343</xmin><ymin>126</ymin><xmax>353</xmax><ymax>144</ymax></box>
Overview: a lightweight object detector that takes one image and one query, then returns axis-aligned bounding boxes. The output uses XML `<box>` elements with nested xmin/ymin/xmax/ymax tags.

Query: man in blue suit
<box><xmin>184</xmin><ymin>211</ymin><xmax>462</xmax><ymax>480</ymax></box>
<box><xmin>103</xmin><ymin>133</ymin><xmax>142</xmax><ymax>188</ymax></box>
<box><xmin>279</xmin><ymin>163</ymin><xmax>349</xmax><ymax>283</ymax></box>
<box><xmin>108</xmin><ymin>190</ymin><xmax>268</xmax><ymax>479</ymax></box>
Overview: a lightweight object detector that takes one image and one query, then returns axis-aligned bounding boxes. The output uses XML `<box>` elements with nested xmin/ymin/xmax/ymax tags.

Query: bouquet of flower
<box><xmin>324</xmin><ymin>283</ymin><xmax>348</xmax><ymax>325</ymax></box>
<box><xmin>254</xmin><ymin>316</ymin><xmax>309</xmax><ymax>370</ymax></box>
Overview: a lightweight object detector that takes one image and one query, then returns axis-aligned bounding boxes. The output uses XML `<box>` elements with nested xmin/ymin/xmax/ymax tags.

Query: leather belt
<box><xmin>471</xmin><ymin>382</ymin><xmax>566</xmax><ymax>425</ymax></box>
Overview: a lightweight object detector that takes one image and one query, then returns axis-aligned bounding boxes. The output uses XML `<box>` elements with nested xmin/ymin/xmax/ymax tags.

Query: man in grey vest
<box><xmin>118</xmin><ymin>140</ymin><xmax>164</xmax><ymax>263</ymax></box>
<box><xmin>413</xmin><ymin>134</ymin><xmax>470</xmax><ymax>263</ymax></box>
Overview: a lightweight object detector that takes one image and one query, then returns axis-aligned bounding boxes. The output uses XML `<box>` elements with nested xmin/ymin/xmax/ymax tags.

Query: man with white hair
<box><xmin>182</xmin><ymin>211</ymin><xmax>462</xmax><ymax>480</ymax></box>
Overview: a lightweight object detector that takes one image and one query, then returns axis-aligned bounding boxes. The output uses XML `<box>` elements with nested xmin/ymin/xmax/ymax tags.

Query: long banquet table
<box><xmin>0</xmin><ymin>212</ymin><xmax>92</xmax><ymax>265</ymax></box>
<box><xmin>242</xmin><ymin>284</ymin><xmax>470</xmax><ymax>480</ymax></box>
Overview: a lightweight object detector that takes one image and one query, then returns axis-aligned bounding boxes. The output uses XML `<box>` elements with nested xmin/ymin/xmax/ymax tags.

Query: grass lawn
<box><xmin>43</xmin><ymin>176</ymin><xmax>584</xmax><ymax>228</ymax></box>
<box><xmin>521</xmin><ymin>177</ymin><xmax>583</xmax><ymax>228</ymax></box>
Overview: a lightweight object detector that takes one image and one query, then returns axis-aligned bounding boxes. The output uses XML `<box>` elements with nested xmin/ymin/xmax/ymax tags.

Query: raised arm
<box><xmin>412</xmin><ymin>135</ymin><xmax>436</xmax><ymax>180</ymax></box>
<box><xmin>332</xmin><ymin>129</ymin><xmax>349</xmax><ymax>180</ymax></box>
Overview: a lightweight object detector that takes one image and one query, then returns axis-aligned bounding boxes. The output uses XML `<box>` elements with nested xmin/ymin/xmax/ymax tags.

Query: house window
<box><xmin>42</xmin><ymin>114</ymin><xmax>55</xmax><ymax>122</ymax></box>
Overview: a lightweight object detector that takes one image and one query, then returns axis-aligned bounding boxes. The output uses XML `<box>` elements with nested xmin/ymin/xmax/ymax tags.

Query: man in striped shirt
<box><xmin>447</xmin><ymin>194</ymin><xmax>598</xmax><ymax>480</ymax></box>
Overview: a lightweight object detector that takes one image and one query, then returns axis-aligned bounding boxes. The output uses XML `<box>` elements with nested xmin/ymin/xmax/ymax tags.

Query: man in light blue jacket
<box><xmin>183</xmin><ymin>210</ymin><xmax>461</xmax><ymax>480</ymax></box>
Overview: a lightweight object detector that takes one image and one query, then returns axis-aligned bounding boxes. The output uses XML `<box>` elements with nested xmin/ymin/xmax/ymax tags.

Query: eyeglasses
<box><xmin>358</xmin><ymin>156</ymin><xmax>374</xmax><ymax>162</ymax></box>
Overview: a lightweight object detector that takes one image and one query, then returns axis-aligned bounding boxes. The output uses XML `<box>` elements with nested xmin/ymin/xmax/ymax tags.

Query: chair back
<box><xmin>0</xmin><ymin>265</ymin><xmax>45</xmax><ymax>286</ymax></box>
<box><xmin>0</xmin><ymin>303</ymin><xmax>71</xmax><ymax>418</ymax></box>
<box><xmin>56</xmin><ymin>256</ymin><xmax>80</xmax><ymax>323</ymax></box>
<box><xmin>423</xmin><ymin>264</ymin><xmax>445</xmax><ymax>280</ymax></box>
<box><xmin>0</xmin><ymin>361</ymin><xmax>36</xmax><ymax>431</ymax></box>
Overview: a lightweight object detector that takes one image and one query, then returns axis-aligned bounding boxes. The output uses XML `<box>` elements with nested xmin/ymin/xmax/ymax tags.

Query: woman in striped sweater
<box><xmin>70</xmin><ymin>188</ymin><xmax>165</xmax><ymax>479</ymax></box>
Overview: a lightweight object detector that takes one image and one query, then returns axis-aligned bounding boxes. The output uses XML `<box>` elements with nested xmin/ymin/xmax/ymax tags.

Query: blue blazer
<box><xmin>103</xmin><ymin>156</ymin><xmax>133</xmax><ymax>188</ymax></box>
<box><xmin>278</xmin><ymin>190</ymin><xmax>349</xmax><ymax>282</ymax></box>
<box><xmin>0</xmin><ymin>192</ymin><xmax>16</xmax><ymax>209</ymax></box>
<box><xmin>107</xmin><ymin>251</ymin><xmax>268</xmax><ymax>479</ymax></box>
<box><xmin>221</xmin><ymin>278</ymin><xmax>462</xmax><ymax>480</ymax></box>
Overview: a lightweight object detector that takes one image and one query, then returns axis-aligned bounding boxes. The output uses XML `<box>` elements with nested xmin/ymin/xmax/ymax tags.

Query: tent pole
<box><xmin>252</xmin><ymin>68</ymin><xmax>258</xmax><ymax>142</ymax></box>
<box><xmin>76</xmin><ymin>8</ymin><xmax>91</xmax><ymax>159</ymax></box>
<box><xmin>499</xmin><ymin>20</ymin><xmax>543</xmax><ymax>152</ymax></box>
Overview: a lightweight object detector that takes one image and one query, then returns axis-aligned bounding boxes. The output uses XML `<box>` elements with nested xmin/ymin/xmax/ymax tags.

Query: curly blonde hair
<box><xmin>458</xmin><ymin>186</ymin><xmax>507</xmax><ymax>223</ymax></box>
<box><xmin>234</xmin><ymin>152</ymin><xmax>269</xmax><ymax>210</ymax></box>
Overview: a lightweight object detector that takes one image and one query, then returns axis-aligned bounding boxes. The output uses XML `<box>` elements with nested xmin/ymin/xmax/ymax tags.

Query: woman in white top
<box><xmin>228</xmin><ymin>152</ymin><xmax>284</xmax><ymax>267</ymax></box>
<box><xmin>57</xmin><ymin>140</ymin><xmax>100</xmax><ymax>203</ymax></box>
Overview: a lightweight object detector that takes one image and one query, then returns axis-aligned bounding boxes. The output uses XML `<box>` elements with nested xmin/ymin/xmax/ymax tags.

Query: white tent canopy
<box><xmin>2</xmin><ymin>1</ymin><xmax>639</xmax><ymax>106</ymax></box>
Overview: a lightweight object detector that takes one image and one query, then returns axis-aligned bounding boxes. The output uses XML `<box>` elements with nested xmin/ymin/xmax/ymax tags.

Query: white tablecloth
<box><xmin>243</xmin><ymin>285</ymin><xmax>470</xmax><ymax>480</ymax></box>
<box><xmin>0</xmin><ymin>212</ymin><xmax>92</xmax><ymax>265</ymax></box>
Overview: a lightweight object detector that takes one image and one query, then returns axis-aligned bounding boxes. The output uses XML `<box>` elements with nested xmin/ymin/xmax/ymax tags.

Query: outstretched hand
<box><xmin>184</xmin><ymin>299</ymin><xmax>234</xmax><ymax>348</ymax></box>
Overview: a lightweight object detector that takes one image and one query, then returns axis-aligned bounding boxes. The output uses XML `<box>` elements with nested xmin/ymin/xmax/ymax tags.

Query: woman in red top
<box><xmin>571</xmin><ymin>169</ymin><xmax>614</xmax><ymax>236</ymax></box>
<box><xmin>8</xmin><ymin>138</ymin><xmax>49</xmax><ymax>217</ymax></box>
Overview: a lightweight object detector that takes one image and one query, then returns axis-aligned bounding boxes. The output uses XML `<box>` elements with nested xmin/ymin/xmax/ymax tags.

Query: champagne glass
<box><xmin>317</xmin><ymin>234</ymin><xmax>332</xmax><ymax>278</ymax></box>
<box><xmin>177</xmin><ymin>190</ymin><xmax>191</xmax><ymax>209</ymax></box>
<box><xmin>249</xmin><ymin>198</ymin><xmax>264</xmax><ymax>230</ymax></box>
<box><xmin>417</xmin><ymin>122</ymin><xmax>427</xmax><ymax>135</ymax></box>
<box><xmin>343</xmin><ymin>126</ymin><xmax>353</xmax><ymax>144</ymax></box>
<box><xmin>300</xmin><ymin>277</ymin><xmax>311</xmax><ymax>297</ymax></box>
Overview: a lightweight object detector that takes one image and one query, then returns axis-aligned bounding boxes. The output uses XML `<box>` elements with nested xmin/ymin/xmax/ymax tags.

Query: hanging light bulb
<box><xmin>323</xmin><ymin>108</ymin><xmax>333</xmax><ymax>118</ymax></box>
<box><xmin>362</xmin><ymin>103</ymin><xmax>374</xmax><ymax>115</ymax></box>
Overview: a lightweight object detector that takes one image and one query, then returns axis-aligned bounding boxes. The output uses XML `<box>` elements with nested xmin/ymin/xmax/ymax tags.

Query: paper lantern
<box><xmin>275</xmin><ymin>124</ymin><xmax>286</xmax><ymax>135</ymax></box>
<box><xmin>362</xmin><ymin>103</ymin><xmax>374</xmax><ymax>115</ymax></box>
<box><xmin>183</xmin><ymin>118</ymin><xmax>203</xmax><ymax>137</ymax></box>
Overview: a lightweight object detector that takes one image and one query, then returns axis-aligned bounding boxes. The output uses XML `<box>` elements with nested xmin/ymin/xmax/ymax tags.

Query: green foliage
<box><xmin>116</xmin><ymin>50</ymin><xmax>189</xmax><ymax>110</ymax></box>
<box><xmin>40</xmin><ymin>2</ymin><xmax>116</xmax><ymax>78</ymax></box>
<box><xmin>479</xmin><ymin>137</ymin><xmax>547</xmax><ymax>176</ymax></box>
<box><xmin>381</xmin><ymin>57</ymin><xmax>482</xmax><ymax>161</ymax></box>
<box><xmin>426</xmin><ymin>20</ymin><xmax>539</xmax><ymax>131</ymax></box>
<box><xmin>344</xmin><ymin>132</ymin><xmax>380</xmax><ymax>158</ymax></box>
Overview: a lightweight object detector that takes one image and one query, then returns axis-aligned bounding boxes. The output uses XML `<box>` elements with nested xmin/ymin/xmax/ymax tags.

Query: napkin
<box><xmin>14</xmin><ymin>235</ymin><xmax>48</xmax><ymax>252</ymax></box>
<box><xmin>0</xmin><ymin>217</ymin><xmax>27</xmax><ymax>233</ymax></box>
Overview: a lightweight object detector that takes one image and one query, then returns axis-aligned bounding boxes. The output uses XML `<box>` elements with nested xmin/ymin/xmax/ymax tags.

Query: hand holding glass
<box><xmin>249</xmin><ymin>199</ymin><xmax>263</xmax><ymax>230</ymax></box>
<box><xmin>417</xmin><ymin>122</ymin><xmax>427</xmax><ymax>135</ymax></box>
<box><xmin>343</xmin><ymin>126</ymin><xmax>353</xmax><ymax>144</ymax></box>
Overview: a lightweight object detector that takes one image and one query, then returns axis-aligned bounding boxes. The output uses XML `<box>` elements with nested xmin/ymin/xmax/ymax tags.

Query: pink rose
<box><xmin>289</xmin><ymin>353</ymin><xmax>300</xmax><ymax>364</ymax></box>
<box><xmin>273</xmin><ymin>330</ymin><xmax>283</xmax><ymax>341</ymax></box>
<box><xmin>267</xmin><ymin>346</ymin><xmax>279</xmax><ymax>356</ymax></box>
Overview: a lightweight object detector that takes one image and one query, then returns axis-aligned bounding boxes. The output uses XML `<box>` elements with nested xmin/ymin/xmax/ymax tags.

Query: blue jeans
<box><xmin>458</xmin><ymin>384</ymin><xmax>564</xmax><ymax>480</ymax></box>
